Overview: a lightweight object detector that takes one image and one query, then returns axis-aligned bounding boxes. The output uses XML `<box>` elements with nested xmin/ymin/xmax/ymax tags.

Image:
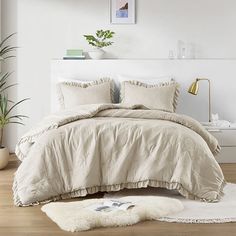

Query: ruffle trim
<box><xmin>13</xmin><ymin>178</ymin><xmax>226</xmax><ymax>207</ymax></box>
<box><xmin>15</xmin><ymin>146</ymin><xmax>24</xmax><ymax>162</ymax></box>
<box><xmin>57</xmin><ymin>78</ymin><xmax>115</xmax><ymax>109</ymax></box>
<box><xmin>120</xmin><ymin>79</ymin><xmax>180</xmax><ymax>112</ymax></box>
<box><xmin>213</xmin><ymin>145</ymin><xmax>221</xmax><ymax>156</ymax></box>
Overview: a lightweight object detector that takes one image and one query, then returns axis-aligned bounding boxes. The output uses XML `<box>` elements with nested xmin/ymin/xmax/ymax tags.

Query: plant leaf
<box><xmin>5</xmin><ymin>98</ymin><xmax>30</xmax><ymax>117</ymax></box>
<box><xmin>0</xmin><ymin>33</ymin><xmax>16</xmax><ymax>47</ymax></box>
<box><xmin>8</xmin><ymin>121</ymin><xmax>25</xmax><ymax>126</ymax></box>
<box><xmin>0</xmin><ymin>83</ymin><xmax>17</xmax><ymax>93</ymax></box>
<box><xmin>7</xmin><ymin>115</ymin><xmax>29</xmax><ymax>120</ymax></box>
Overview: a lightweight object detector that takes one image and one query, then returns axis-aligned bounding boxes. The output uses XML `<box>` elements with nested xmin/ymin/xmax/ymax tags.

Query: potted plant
<box><xmin>84</xmin><ymin>30</ymin><xmax>115</xmax><ymax>59</ymax></box>
<box><xmin>0</xmin><ymin>34</ymin><xmax>29</xmax><ymax>170</ymax></box>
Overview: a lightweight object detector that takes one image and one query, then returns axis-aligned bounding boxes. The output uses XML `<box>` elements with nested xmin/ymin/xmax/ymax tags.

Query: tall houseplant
<box><xmin>0</xmin><ymin>34</ymin><xmax>29</xmax><ymax>169</ymax></box>
<box><xmin>84</xmin><ymin>30</ymin><xmax>115</xmax><ymax>59</ymax></box>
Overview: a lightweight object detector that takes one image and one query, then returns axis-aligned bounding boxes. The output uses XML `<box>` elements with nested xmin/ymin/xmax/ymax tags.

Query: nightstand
<box><xmin>202</xmin><ymin>124</ymin><xmax>236</xmax><ymax>163</ymax></box>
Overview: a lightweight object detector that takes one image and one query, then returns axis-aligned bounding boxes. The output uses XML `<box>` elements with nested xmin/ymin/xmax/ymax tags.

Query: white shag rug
<box><xmin>41</xmin><ymin>196</ymin><xmax>183</xmax><ymax>232</ymax></box>
<box><xmin>105</xmin><ymin>183</ymin><xmax>236</xmax><ymax>224</ymax></box>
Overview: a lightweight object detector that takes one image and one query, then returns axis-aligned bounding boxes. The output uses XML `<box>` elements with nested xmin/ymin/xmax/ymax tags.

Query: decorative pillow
<box><xmin>57</xmin><ymin>78</ymin><xmax>114</xmax><ymax>109</ymax></box>
<box><xmin>120</xmin><ymin>80</ymin><xmax>179</xmax><ymax>112</ymax></box>
<box><xmin>117</xmin><ymin>74</ymin><xmax>174</xmax><ymax>85</ymax></box>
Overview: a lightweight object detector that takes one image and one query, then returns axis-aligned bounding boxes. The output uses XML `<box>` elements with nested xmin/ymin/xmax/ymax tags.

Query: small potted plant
<box><xmin>84</xmin><ymin>30</ymin><xmax>115</xmax><ymax>59</ymax></box>
<box><xmin>0</xmin><ymin>34</ymin><xmax>28</xmax><ymax>170</ymax></box>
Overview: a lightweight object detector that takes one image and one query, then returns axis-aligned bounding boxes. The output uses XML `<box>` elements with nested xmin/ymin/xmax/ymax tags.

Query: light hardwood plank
<box><xmin>0</xmin><ymin>155</ymin><xmax>235</xmax><ymax>236</ymax></box>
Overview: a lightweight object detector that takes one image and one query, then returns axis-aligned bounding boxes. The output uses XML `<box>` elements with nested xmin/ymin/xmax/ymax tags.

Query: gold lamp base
<box><xmin>188</xmin><ymin>78</ymin><xmax>212</xmax><ymax>122</ymax></box>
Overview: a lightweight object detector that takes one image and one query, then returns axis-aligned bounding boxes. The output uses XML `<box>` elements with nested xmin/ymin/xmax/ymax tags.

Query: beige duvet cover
<box><xmin>14</xmin><ymin>104</ymin><xmax>225</xmax><ymax>206</ymax></box>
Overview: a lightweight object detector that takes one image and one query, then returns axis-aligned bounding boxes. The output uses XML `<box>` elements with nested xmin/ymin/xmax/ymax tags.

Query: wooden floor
<box><xmin>0</xmin><ymin>156</ymin><xmax>236</xmax><ymax>236</ymax></box>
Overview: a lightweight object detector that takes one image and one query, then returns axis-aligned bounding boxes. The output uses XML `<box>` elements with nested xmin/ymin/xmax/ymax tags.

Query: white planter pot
<box><xmin>88</xmin><ymin>48</ymin><xmax>105</xmax><ymax>60</ymax></box>
<box><xmin>0</xmin><ymin>147</ymin><xmax>9</xmax><ymax>170</ymax></box>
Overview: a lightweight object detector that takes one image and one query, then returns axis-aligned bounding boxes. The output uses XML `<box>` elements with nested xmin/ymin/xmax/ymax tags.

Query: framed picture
<box><xmin>110</xmin><ymin>0</ymin><xmax>136</xmax><ymax>24</ymax></box>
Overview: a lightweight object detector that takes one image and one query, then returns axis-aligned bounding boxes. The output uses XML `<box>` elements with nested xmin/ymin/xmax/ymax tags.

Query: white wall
<box><xmin>2</xmin><ymin>0</ymin><xmax>236</xmax><ymax>151</ymax></box>
<box><xmin>17</xmin><ymin>0</ymin><xmax>236</xmax><ymax>59</ymax></box>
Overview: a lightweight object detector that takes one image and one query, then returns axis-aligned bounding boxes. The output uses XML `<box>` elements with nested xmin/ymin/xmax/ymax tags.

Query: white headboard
<box><xmin>51</xmin><ymin>59</ymin><xmax>236</xmax><ymax>122</ymax></box>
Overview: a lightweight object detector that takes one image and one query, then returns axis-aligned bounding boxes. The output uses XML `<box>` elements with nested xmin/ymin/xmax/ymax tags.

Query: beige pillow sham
<box><xmin>120</xmin><ymin>80</ymin><xmax>179</xmax><ymax>112</ymax></box>
<box><xmin>57</xmin><ymin>78</ymin><xmax>114</xmax><ymax>109</ymax></box>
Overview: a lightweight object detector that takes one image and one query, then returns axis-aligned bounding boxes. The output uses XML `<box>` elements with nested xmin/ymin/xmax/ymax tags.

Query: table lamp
<box><xmin>188</xmin><ymin>78</ymin><xmax>212</xmax><ymax>122</ymax></box>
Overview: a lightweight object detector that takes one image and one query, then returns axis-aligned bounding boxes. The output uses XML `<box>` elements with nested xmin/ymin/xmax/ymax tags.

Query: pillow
<box><xmin>117</xmin><ymin>74</ymin><xmax>174</xmax><ymax>85</ymax></box>
<box><xmin>58</xmin><ymin>77</ymin><xmax>96</xmax><ymax>83</ymax></box>
<box><xmin>116</xmin><ymin>75</ymin><xmax>175</xmax><ymax>104</ymax></box>
<box><xmin>57</xmin><ymin>78</ymin><xmax>114</xmax><ymax>109</ymax></box>
<box><xmin>120</xmin><ymin>80</ymin><xmax>179</xmax><ymax>112</ymax></box>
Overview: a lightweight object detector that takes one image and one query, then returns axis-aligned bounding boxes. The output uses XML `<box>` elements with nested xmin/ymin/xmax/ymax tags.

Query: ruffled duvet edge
<box><xmin>13</xmin><ymin>178</ymin><xmax>227</xmax><ymax>207</ymax></box>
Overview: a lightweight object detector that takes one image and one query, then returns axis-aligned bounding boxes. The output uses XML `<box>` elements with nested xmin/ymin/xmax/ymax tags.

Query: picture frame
<box><xmin>110</xmin><ymin>0</ymin><xmax>136</xmax><ymax>24</ymax></box>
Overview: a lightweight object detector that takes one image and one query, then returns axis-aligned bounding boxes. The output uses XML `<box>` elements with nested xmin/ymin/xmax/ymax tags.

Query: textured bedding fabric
<box><xmin>14</xmin><ymin>104</ymin><xmax>225</xmax><ymax>206</ymax></box>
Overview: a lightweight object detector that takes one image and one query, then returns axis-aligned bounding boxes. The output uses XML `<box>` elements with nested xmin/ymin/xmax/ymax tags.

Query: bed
<box><xmin>13</xmin><ymin>68</ymin><xmax>225</xmax><ymax>206</ymax></box>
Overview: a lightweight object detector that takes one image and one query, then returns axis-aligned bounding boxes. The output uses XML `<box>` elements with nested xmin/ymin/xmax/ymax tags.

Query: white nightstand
<box><xmin>202</xmin><ymin>124</ymin><xmax>236</xmax><ymax>163</ymax></box>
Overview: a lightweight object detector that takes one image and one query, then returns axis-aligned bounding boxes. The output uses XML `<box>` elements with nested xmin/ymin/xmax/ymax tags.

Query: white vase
<box><xmin>88</xmin><ymin>48</ymin><xmax>105</xmax><ymax>60</ymax></box>
<box><xmin>0</xmin><ymin>147</ymin><xmax>9</xmax><ymax>170</ymax></box>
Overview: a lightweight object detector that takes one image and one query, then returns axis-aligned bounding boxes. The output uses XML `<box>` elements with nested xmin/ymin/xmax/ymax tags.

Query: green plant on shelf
<box><xmin>84</xmin><ymin>30</ymin><xmax>115</xmax><ymax>49</ymax></box>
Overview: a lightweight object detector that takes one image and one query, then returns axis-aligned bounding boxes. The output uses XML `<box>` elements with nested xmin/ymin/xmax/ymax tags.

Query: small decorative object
<box><xmin>168</xmin><ymin>50</ymin><xmax>175</xmax><ymax>59</ymax></box>
<box><xmin>177</xmin><ymin>40</ymin><xmax>186</xmax><ymax>59</ymax></box>
<box><xmin>177</xmin><ymin>40</ymin><xmax>195</xmax><ymax>59</ymax></box>
<box><xmin>110</xmin><ymin>0</ymin><xmax>136</xmax><ymax>24</ymax></box>
<box><xmin>187</xmin><ymin>43</ymin><xmax>196</xmax><ymax>59</ymax></box>
<box><xmin>63</xmin><ymin>49</ymin><xmax>85</xmax><ymax>60</ymax></box>
<box><xmin>84</xmin><ymin>30</ymin><xmax>115</xmax><ymax>59</ymax></box>
<box><xmin>66</xmin><ymin>49</ymin><xmax>83</xmax><ymax>57</ymax></box>
<box><xmin>181</xmin><ymin>47</ymin><xmax>186</xmax><ymax>59</ymax></box>
<box><xmin>188</xmin><ymin>78</ymin><xmax>212</xmax><ymax>122</ymax></box>
<box><xmin>211</xmin><ymin>114</ymin><xmax>231</xmax><ymax>128</ymax></box>
<box><xmin>0</xmin><ymin>33</ymin><xmax>29</xmax><ymax>169</ymax></box>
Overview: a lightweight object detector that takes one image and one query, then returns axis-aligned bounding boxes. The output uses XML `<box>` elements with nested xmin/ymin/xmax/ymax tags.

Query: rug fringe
<box><xmin>158</xmin><ymin>217</ymin><xmax>236</xmax><ymax>224</ymax></box>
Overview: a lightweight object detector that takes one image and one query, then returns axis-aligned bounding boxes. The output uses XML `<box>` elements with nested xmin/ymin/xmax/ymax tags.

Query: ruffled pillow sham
<box><xmin>120</xmin><ymin>80</ymin><xmax>179</xmax><ymax>112</ymax></box>
<box><xmin>57</xmin><ymin>78</ymin><xmax>114</xmax><ymax>109</ymax></box>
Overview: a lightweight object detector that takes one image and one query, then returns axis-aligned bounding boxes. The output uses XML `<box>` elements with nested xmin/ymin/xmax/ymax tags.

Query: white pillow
<box><xmin>57</xmin><ymin>78</ymin><xmax>114</xmax><ymax>109</ymax></box>
<box><xmin>120</xmin><ymin>80</ymin><xmax>179</xmax><ymax>112</ymax></box>
<box><xmin>117</xmin><ymin>74</ymin><xmax>174</xmax><ymax>85</ymax></box>
<box><xmin>57</xmin><ymin>77</ymin><xmax>96</xmax><ymax>84</ymax></box>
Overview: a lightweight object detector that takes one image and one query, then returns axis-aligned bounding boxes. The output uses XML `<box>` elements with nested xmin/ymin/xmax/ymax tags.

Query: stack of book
<box><xmin>63</xmin><ymin>49</ymin><xmax>86</xmax><ymax>60</ymax></box>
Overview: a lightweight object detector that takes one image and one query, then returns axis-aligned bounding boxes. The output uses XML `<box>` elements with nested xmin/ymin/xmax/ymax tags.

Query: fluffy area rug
<box><xmin>41</xmin><ymin>196</ymin><xmax>183</xmax><ymax>232</ymax></box>
<box><xmin>105</xmin><ymin>183</ymin><xmax>236</xmax><ymax>224</ymax></box>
